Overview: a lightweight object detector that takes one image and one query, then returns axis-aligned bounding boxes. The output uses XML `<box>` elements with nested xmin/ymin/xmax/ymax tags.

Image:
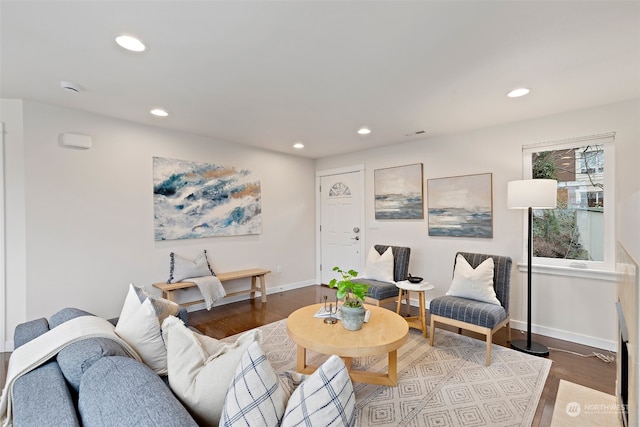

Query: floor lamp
<box><xmin>507</xmin><ymin>179</ymin><xmax>557</xmax><ymax>357</ymax></box>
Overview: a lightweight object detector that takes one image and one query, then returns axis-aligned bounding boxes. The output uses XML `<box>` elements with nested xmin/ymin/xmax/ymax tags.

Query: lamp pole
<box><xmin>511</xmin><ymin>206</ymin><xmax>549</xmax><ymax>356</ymax></box>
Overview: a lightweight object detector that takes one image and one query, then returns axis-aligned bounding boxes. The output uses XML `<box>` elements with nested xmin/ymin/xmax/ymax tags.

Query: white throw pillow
<box><xmin>132</xmin><ymin>284</ymin><xmax>180</xmax><ymax>326</ymax></box>
<box><xmin>168</xmin><ymin>250</ymin><xmax>215</xmax><ymax>283</ymax></box>
<box><xmin>280</xmin><ymin>355</ymin><xmax>356</xmax><ymax>427</ymax></box>
<box><xmin>115</xmin><ymin>284</ymin><xmax>168</xmax><ymax>374</ymax></box>
<box><xmin>364</xmin><ymin>246</ymin><xmax>394</xmax><ymax>283</ymax></box>
<box><xmin>162</xmin><ymin>316</ymin><xmax>262</xmax><ymax>427</ymax></box>
<box><xmin>220</xmin><ymin>341</ymin><xmax>292</xmax><ymax>426</ymax></box>
<box><xmin>446</xmin><ymin>254</ymin><xmax>501</xmax><ymax>305</ymax></box>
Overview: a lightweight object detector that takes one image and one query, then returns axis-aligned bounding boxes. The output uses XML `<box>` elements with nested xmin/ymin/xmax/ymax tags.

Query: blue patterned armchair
<box><xmin>429</xmin><ymin>252</ymin><xmax>512</xmax><ymax>365</ymax></box>
<box><xmin>354</xmin><ymin>245</ymin><xmax>411</xmax><ymax>308</ymax></box>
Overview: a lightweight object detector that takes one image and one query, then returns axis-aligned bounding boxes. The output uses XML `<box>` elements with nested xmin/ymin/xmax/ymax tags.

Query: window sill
<box><xmin>516</xmin><ymin>262</ymin><xmax>617</xmax><ymax>282</ymax></box>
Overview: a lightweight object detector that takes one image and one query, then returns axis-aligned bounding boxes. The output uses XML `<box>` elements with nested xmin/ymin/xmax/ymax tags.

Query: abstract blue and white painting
<box><xmin>427</xmin><ymin>173</ymin><xmax>493</xmax><ymax>238</ymax></box>
<box><xmin>374</xmin><ymin>163</ymin><xmax>423</xmax><ymax>219</ymax></box>
<box><xmin>153</xmin><ymin>157</ymin><xmax>261</xmax><ymax>240</ymax></box>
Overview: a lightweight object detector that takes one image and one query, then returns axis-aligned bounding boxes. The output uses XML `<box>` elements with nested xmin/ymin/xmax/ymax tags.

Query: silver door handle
<box><xmin>351</xmin><ymin>236</ymin><xmax>359</xmax><ymax>240</ymax></box>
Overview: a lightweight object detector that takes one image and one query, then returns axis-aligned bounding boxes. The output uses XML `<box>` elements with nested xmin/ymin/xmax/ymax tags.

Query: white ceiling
<box><xmin>1</xmin><ymin>1</ymin><xmax>638</xmax><ymax>159</ymax></box>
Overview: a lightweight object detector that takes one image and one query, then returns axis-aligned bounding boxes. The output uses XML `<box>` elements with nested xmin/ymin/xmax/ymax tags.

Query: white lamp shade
<box><xmin>507</xmin><ymin>179</ymin><xmax>557</xmax><ymax>209</ymax></box>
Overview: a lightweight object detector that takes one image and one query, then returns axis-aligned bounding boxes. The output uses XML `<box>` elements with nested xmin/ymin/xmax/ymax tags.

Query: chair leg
<box><xmin>429</xmin><ymin>317</ymin><xmax>436</xmax><ymax>346</ymax></box>
<box><xmin>507</xmin><ymin>322</ymin><xmax>511</xmax><ymax>342</ymax></box>
<box><xmin>486</xmin><ymin>332</ymin><xmax>492</xmax><ymax>366</ymax></box>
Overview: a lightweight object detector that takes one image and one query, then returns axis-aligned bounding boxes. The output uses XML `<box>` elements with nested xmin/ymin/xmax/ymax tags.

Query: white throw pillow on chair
<box><xmin>364</xmin><ymin>246</ymin><xmax>394</xmax><ymax>283</ymax></box>
<box><xmin>446</xmin><ymin>254</ymin><xmax>501</xmax><ymax>305</ymax></box>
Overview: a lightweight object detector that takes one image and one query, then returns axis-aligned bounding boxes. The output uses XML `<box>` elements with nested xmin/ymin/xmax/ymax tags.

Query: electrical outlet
<box><xmin>276</xmin><ymin>265</ymin><xmax>282</xmax><ymax>274</ymax></box>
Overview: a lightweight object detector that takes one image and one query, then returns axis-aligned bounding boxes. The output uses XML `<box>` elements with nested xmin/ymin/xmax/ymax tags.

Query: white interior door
<box><xmin>320</xmin><ymin>170</ymin><xmax>364</xmax><ymax>285</ymax></box>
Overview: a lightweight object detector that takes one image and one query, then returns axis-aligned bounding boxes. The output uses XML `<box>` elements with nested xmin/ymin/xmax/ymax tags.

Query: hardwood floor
<box><xmin>2</xmin><ymin>285</ymin><xmax>616</xmax><ymax>427</ymax></box>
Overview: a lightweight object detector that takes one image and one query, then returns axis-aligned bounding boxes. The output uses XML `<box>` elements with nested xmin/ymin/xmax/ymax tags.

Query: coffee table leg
<box><xmin>388</xmin><ymin>350</ymin><xmax>398</xmax><ymax>386</ymax></box>
<box><xmin>342</xmin><ymin>357</ymin><xmax>353</xmax><ymax>370</ymax></box>
<box><xmin>296</xmin><ymin>345</ymin><xmax>307</xmax><ymax>372</ymax></box>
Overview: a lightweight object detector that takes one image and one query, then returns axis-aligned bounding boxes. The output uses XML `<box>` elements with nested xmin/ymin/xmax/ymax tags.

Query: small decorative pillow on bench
<box><xmin>168</xmin><ymin>249</ymin><xmax>215</xmax><ymax>283</ymax></box>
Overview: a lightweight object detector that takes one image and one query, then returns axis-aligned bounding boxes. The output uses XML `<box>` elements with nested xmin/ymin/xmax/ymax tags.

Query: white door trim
<box><xmin>315</xmin><ymin>164</ymin><xmax>366</xmax><ymax>284</ymax></box>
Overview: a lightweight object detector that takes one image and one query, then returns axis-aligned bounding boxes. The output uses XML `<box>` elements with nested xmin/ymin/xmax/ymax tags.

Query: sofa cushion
<box><xmin>115</xmin><ymin>284</ymin><xmax>168</xmax><ymax>374</ymax></box>
<box><xmin>78</xmin><ymin>356</ymin><xmax>197</xmax><ymax>427</ymax></box>
<box><xmin>13</xmin><ymin>360</ymin><xmax>81</xmax><ymax>427</ymax></box>
<box><xmin>14</xmin><ymin>318</ymin><xmax>49</xmax><ymax>349</ymax></box>
<box><xmin>57</xmin><ymin>337</ymin><xmax>130</xmax><ymax>391</ymax></box>
<box><xmin>162</xmin><ymin>316</ymin><xmax>261</xmax><ymax>427</ymax></box>
<box><xmin>280</xmin><ymin>355</ymin><xmax>356</xmax><ymax>427</ymax></box>
<box><xmin>220</xmin><ymin>341</ymin><xmax>293</xmax><ymax>426</ymax></box>
<box><xmin>49</xmin><ymin>308</ymin><xmax>94</xmax><ymax>329</ymax></box>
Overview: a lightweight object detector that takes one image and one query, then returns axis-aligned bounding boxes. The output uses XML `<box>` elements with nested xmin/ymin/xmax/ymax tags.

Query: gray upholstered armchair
<box><xmin>429</xmin><ymin>252</ymin><xmax>512</xmax><ymax>365</ymax></box>
<box><xmin>354</xmin><ymin>244</ymin><xmax>411</xmax><ymax>308</ymax></box>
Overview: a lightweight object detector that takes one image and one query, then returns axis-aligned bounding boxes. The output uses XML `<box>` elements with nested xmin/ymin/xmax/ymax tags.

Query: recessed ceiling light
<box><xmin>357</xmin><ymin>127</ymin><xmax>371</xmax><ymax>135</ymax></box>
<box><xmin>507</xmin><ymin>88</ymin><xmax>530</xmax><ymax>98</ymax></box>
<box><xmin>150</xmin><ymin>108</ymin><xmax>169</xmax><ymax>117</ymax></box>
<box><xmin>115</xmin><ymin>35</ymin><xmax>146</xmax><ymax>52</ymax></box>
<box><xmin>293</xmin><ymin>142</ymin><xmax>305</xmax><ymax>149</ymax></box>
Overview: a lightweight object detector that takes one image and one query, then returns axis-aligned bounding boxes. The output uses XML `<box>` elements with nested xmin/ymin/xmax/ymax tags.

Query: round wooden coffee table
<box><xmin>287</xmin><ymin>303</ymin><xmax>409</xmax><ymax>386</ymax></box>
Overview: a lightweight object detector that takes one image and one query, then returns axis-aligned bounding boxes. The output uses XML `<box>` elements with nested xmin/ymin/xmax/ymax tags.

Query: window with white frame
<box><xmin>522</xmin><ymin>133</ymin><xmax>615</xmax><ymax>270</ymax></box>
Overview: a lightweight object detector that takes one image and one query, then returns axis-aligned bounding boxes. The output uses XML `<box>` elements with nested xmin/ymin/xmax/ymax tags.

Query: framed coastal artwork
<box><xmin>427</xmin><ymin>173</ymin><xmax>493</xmax><ymax>238</ymax></box>
<box><xmin>153</xmin><ymin>156</ymin><xmax>262</xmax><ymax>240</ymax></box>
<box><xmin>374</xmin><ymin>163</ymin><xmax>423</xmax><ymax>219</ymax></box>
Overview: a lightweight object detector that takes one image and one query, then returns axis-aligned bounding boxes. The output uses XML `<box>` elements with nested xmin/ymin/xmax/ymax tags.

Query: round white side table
<box><xmin>395</xmin><ymin>280</ymin><xmax>435</xmax><ymax>338</ymax></box>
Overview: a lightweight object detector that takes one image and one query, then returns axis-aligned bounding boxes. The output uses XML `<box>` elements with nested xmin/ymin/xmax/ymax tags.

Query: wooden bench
<box><xmin>153</xmin><ymin>268</ymin><xmax>271</xmax><ymax>307</ymax></box>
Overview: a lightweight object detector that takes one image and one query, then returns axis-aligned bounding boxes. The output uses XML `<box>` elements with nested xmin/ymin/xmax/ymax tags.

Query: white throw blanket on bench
<box><xmin>190</xmin><ymin>275</ymin><xmax>226</xmax><ymax>310</ymax></box>
<box><xmin>0</xmin><ymin>316</ymin><xmax>141</xmax><ymax>427</ymax></box>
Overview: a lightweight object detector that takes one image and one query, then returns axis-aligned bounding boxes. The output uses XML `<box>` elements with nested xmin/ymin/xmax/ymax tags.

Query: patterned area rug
<box><xmin>225</xmin><ymin>319</ymin><xmax>552</xmax><ymax>427</ymax></box>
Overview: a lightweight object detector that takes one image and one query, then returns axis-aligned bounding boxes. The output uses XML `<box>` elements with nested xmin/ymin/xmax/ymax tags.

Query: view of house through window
<box><xmin>531</xmin><ymin>144</ymin><xmax>605</xmax><ymax>261</ymax></box>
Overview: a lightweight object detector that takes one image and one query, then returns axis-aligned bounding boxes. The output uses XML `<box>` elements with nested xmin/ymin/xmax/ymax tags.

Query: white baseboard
<box><xmin>509</xmin><ymin>320</ymin><xmax>616</xmax><ymax>352</ymax></box>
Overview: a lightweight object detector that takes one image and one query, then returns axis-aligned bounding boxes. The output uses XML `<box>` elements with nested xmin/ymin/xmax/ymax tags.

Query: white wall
<box><xmin>2</xmin><ymin>100</ymin><xmax>317</xmax><ymax>346</ymax></box>
<box><xmin>316</xmin><ymin>99</ymin><xmax>640</xmax><ymax>350</ymax></box>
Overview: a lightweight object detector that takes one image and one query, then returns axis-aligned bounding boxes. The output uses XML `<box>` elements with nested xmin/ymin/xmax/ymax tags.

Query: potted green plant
<box><xmin>329</xmin><ymin>266</ymin><xmax>370</xmax><ymax>330</ymax></box>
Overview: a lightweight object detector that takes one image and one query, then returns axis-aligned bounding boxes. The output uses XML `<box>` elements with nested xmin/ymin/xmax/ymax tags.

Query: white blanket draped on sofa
<box><xmin>0</xmin><ymin>316</ymin><xmax>140</xmax><ymax>427</ymax></box>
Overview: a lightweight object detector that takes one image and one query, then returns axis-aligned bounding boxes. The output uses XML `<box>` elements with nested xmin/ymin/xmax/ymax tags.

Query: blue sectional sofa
<box><xmin>10</xmin><ymin>308</ymin><xmax>197</xmax><ymax>427</ymax></box>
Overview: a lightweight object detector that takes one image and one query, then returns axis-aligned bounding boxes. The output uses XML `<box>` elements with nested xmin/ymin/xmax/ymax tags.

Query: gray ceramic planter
<box><xmin>340</xmin><ymin>305</ymin><xmax>365</xmax><ymax>331</ymax></box>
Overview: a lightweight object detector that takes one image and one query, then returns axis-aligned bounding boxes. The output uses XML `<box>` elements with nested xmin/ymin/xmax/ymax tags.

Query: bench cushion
<box><xmin>430</xmin><ymin>295</ymin><xmax>507</xmax><ymax>329</ymax></box>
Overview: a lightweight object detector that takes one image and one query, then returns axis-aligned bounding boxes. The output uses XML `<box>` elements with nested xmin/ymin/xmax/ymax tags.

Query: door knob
<box><xmin>351</xmin><ymin>236</ymin><xmax>360</xmax><ymax>240</ymax></box>
<box><xmin>353</xmin><ymin>227</ymin><xmax>360</xmax><ymax>233</ymax></box>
